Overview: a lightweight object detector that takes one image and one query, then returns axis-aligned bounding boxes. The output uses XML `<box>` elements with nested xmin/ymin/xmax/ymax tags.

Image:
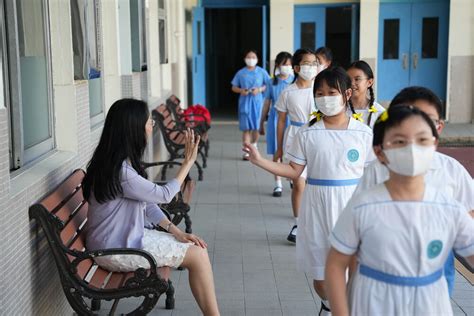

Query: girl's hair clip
<box><xmin>368</xmin><ymin>105</ymin><xmax>378</xmax><ymax>113</ymax></box>
<box><xmin>378</xmin><ymin>111</ymin><xmax>389</xmax><ymax>122</ymax></box>
<box><xmin>310</xmin><ymin>111</ymin><xmax>323</xmax><ymax>121</ymax></box>
<box><xmin>352</xmin><ymin>113</ymin><xmax>364</xmax><ymax>122</ymax></box>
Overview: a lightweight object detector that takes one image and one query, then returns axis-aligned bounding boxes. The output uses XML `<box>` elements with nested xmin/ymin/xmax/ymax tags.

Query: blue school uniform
<box><xmin>231</xmin><ymin>66</ymin><xmax>271</xmax><ymax>131</ymax></box>
<box><xmin>264</xmin><ymin>75</ymin><xmax>293</xmax><ymax>155</ymax></box>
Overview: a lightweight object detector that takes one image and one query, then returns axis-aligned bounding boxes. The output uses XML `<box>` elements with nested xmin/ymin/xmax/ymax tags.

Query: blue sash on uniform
<box><xmin>360</xmin><ymin>264</ymin><xmax>443</xmax><ymax>287</ymax></box>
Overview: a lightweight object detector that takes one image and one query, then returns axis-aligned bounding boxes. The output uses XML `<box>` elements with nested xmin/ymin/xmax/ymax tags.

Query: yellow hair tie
<box><xmin>368</xmin><ymin>105</ymin><xmax>378</xmax><ymax>113</ymax></box>
<box><xmin>352</xmin><ymin>113</ymin><xmax>364</xmax><ymax>122</ymax></box>
<box><xmin>310</xmin><ymin>111</ymin><xmax>323</xmax><ymax>122</ymax></box>
<box><xmin>379</xmin><ymin>111</ymin><xmax>389</xmax><ymax>122</ymax></box>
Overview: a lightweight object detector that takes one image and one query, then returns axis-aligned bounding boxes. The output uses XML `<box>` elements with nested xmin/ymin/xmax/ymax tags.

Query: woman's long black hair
<box><xmin>273</xmin><ymin>51</ymin><xmax>292</xmax><ymax>85</ymax></box>
<box><xmin>82</xmin><ymin>98</ymin><xmax>150</xmax><ymax>203</ymax></box>
<box><xmin>310</xmin><ymin>67</ymin><xmax>356</xmax><ymax>126</ymax></box>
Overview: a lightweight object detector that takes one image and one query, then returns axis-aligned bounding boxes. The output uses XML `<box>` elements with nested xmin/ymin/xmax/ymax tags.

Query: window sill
<box><xmin>9</xmin><ymin>150</ymin><xmax>76</xmax><ymax>197</ymax></box>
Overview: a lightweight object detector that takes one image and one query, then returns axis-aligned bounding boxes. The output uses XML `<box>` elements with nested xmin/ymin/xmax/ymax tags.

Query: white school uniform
<box><xmin>355</xmin><ymin>151</ymin><xmax>474</xmax><ymax>211</ymax></box>
<box><xmin>346</xmin><ymin>101</ymin><xmax>386</xmax><ymax>129</ymax></box>
<box><xmin>275</xmin><ymin>83</ymin><xmax>315</xmax><ymax>178</ymax></box>
<box><xmin>287</xmin><ymin>118</ymin><xmax>374</xmax><ymax>279</ymax></box>
<box><xmin>330</xmin><ymin>184</ymin><xmax>474</xmax><ymax>316</ymax></box>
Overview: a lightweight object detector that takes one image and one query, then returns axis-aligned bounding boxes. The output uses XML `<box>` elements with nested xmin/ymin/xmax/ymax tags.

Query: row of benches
<box><xmin>29</xmin><ymin>96</ymin><xmax>208</xmax><ymax>315</ymax></box>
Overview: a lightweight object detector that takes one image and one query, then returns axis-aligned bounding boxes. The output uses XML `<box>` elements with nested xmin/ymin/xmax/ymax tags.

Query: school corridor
<box><xmin>93</xmin><ymin>122</ymin><xmax>473</xmax><ymax>316</ymax></box>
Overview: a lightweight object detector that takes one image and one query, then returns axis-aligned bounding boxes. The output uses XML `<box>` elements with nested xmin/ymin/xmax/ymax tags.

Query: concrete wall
<box><xmin>0</xmin><ymin>0</ymin><xmax>187</xmax><ymax>314</ymax></box>
<box><xmin>446</xmin><ymin>0</ymin><xmax>473</xmax><ymax>123</ymax></box>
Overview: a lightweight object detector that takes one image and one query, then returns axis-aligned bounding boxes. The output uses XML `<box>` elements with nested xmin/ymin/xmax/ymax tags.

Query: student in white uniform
<box><xmin>326</xmin><ymin>104</ymin><xmax>474</xmax><ymax>316</ymax></box>
<box><xmin>355</xmin><ymin>86</ymin><xmax>474</xmax><ymax>296</ymax></box>
<box><xmin>347</xmin><ymin>60</ymin><xmax>385</xmax><ymax>128</ymax></box>
<box><xmin>274</xmin><ymin>48</ymin><xmax>317</xmax><ymax>243</ymax></box>
<box><xmin>244</xmin><ymin>67</ymin><xmax>374</xmax><ymax>315</ymax></box>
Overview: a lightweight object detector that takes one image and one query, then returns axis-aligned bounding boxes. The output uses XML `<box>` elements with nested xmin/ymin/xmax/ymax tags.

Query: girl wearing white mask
<box><xmin>231</xmin><ymin>50</ymin><xmax>271</xmax><ymax>160</ymax></box>
<box><xmin>315</xmin><ymin>46</ymin><xmax>333</xmax><ymax>71</ymax></box>
<box><xmin>273</xmin><ymin>48</ymin><xmax>318</xmax><ymax>243</ymax></box>
<box><xmin>259</xmin><ymin>51</ymin><xmax>294</xmax><ymax>197</ymax></box>
<box><xmin>244</xmin><ymin>67</ymin><xmax>374</xmax><ymax>315</ymax></box>
<box><xmin>326</xmin><ymin>104</ymin><xmax>474</xmax><ymax>316</ymax></box>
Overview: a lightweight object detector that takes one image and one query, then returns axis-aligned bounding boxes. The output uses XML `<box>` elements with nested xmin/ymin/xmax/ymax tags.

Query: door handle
<box><xmin>402</xmin><ymin>53</ymin><xmax>408</xmax><ymax>70</ymax></box>
<box><xmin>413</xmin><ymin>53</ymin><xmax>418</xmax><ymax>69</ymax></box>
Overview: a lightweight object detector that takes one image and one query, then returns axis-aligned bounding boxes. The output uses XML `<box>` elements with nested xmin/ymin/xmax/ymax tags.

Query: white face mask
<box><xmin>383</xmin><ymin>144</ymin><xmax>435</xmax><ymax>176</ymax></box>
<box><xmin>245</xmin><ymin>58</ymin><xmax>258</xmax><ymax>67</ymax></box>
<box><xmin>279</xmin><ymin>65</ymin><xmax>293</xmax><ymax>76</ymax></box>
<box><xmin>317</xmin><ymin>64</ymin><xmax>327</xmax><ymax>74</ymax></box>
<box><xmin>315</xmin><ymin>95</ymin><xmax>345</xmax><ymax>116</ymax></box>
<box><xmin>298</xmin><ymin>65</ymin><xmax>318</xmax><ymax>81</ymax></box>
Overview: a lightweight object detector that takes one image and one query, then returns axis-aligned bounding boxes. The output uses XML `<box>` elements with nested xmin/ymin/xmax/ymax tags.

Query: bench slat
<box><xmin>53</xmin><ymin>189</ymin><xmax>85</xmax><ymax>223</ymax></box>
<box><xmin>60</xmin><ymin>204</ymin><xmax>88</xmax><ymax>245</ymax></box>
<box><xmin>104</xmin><ymin>273</ymin><xmax>126</xmax><ymax>289</ymax></box>
<box><xmin>41</xmin><ymin>170</ymin><xmax>85</xmax><ymax>212</ymax></box>
<box><xmin>88</xmin><ymin>268</ymin><xmax>110</xmax><ymax>289</ymax></box>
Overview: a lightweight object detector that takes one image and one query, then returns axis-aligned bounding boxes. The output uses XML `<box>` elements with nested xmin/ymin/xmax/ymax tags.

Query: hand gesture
<box><xmin>242</xmin><ymin>142</ymin><xmax>261</xmax><ymax>164</ymax></box>
<box><xmin>241</xmin><ymin>89</ymin><xmax>249</xmax><ymax>96</ymax></box>
<box><xmin>251</xmin><ymin>88</ymin><xmax>260</xmax><ymax>96</ymax></box>
<box><xmin>183</xmin><ymin>128</ymin><xmax>200</xmax><ymax>164</ymax></box>
<box><xmin>174</xmin><ymin>231</ymin><xmax>207</xmax><ymax>249</ymax></box>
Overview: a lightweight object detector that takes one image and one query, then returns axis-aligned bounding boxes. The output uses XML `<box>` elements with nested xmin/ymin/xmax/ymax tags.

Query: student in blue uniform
<box><xmin>259</xmin><ymin>51</ymin><xmax>294</xmax><ymax>197</ymax></box>
<box><xmin>231</xmin><ymin>50</ymin><xmax>271</xmax><ymax>160</ymax></box>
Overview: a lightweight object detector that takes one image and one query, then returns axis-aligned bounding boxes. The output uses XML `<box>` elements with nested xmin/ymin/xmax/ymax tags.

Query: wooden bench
<box><xmin>165</xmin><ymin>95</ymin><xmax>210</xmax><ymax>158</ymax></box>
<box><xmin>152</xmin><ymin>105</ymin><xmax>206</xmax><ymax>181</ymax></box>
<box><xmin>29</xmin><ymin>169</ymin><xmax>177</xmax><ymax>315</ymax></box>
<box><xmin>143</xmin><ymin>161</ymin><xmax>195</xmax><ymax>233</ymax></box>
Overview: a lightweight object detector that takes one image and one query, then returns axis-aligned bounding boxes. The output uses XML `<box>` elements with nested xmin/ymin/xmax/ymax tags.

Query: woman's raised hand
<box><xmin>184</xmin><ymin>128</ymin><xmax>201</xmax><ymax>164</ymax></box>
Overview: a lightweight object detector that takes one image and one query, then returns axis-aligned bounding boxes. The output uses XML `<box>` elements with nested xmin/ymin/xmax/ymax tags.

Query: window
<box><xmin>130</xmin><ymin>0</ymin><xmax>147</xmax><ymax>71</ymax></box>
<box><xmin>5</xmin><ymin>0</ymin><xmax>54</xmax><ymax>169</ymax></box>
<box><xmin>301</xmin><ymin>22</ymin><xmax>316</xmax><ymax>51</ymax></box>
<box><xmin>383</xmin><ymin>19</ymin><xmax>400</xmax><ymax>60</ymax></box>
<box><xmin>71</xmin><ymin>0</ymin><xmax>104</xmax><ymax>126</ymax></box>
<box><xmin>158</xmin><ymin>1</ymin><xmax>168</xmax><ymax>64</ymax></box>
<box><xmin>422</xmin><ymin>17</ymin><xmax>439</xmax><ymax>59</ymax></box>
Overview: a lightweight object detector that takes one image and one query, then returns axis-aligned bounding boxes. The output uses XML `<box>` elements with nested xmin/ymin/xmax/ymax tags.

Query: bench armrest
<box><xmin>70</xmin><ymin>248</ymin><xmax>159</xmax><ymax>276</ymax></box>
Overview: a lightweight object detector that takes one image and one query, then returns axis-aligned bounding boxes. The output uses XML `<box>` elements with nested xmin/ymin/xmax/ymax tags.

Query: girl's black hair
<box><xmin>82</xmin><ymin>98</ymin><xmax>150</xmax><ymax>203</ymax></box>
<box><xmin>291</xmin><ymin>48</ymin><xmax>316</xmax><ymax>83</ymax></box>
<box><xmin>244</xmin><ymin>49</ymin><xmax>259</xmax><ymax>58</ymax></box>
<box><xmin>310</xmin><ymin>67</ymin><xmax>355</xmax><ymax>126</ymax></box>
<box><xmin>373</xmin><ymin>104</ymin><xmax>439</xmax><ymax>147</ymax></box>
<box><xmin>348</xmin><ymin>60</ymin><xmax>376</xmax><ymax>125</ymax></box>
<box><xmin>390</xmin><ymin>86</ymin><xmax>444</xmax><ymax>119</ymax></box>
<box><xmin>273</xmin><ymin>51</ymin><xmax>293</xmax><ymax>85</ymax></box>
<box><xmin>315</xmin><ymin>47</ymin><xmax>333</xmax><ymax>64</ymax></box>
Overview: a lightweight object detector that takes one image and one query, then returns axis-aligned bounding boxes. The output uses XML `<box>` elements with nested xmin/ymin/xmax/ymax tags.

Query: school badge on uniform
<box><xmin>427</xmin><ymin>240</ymin><xmax>443</xmax><ymax>259</ymax></box>
<box><xmin>347</xmin><ymin>149</ymin><xmax>360</xmax><ymax>162</ymax></box>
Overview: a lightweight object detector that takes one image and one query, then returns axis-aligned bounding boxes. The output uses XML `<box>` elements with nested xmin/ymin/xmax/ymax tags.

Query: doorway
<box><xmin>206</xmin><ymin>8</ymin><xmax>264</xmax><ymax>117</ymax></box>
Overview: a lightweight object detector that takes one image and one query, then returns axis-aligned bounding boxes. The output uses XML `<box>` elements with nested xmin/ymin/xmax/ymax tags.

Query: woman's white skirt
<box><xmin>94</xmin><ymin>229</ymin><xmax>191</xmax><ymax>272</ymax></box>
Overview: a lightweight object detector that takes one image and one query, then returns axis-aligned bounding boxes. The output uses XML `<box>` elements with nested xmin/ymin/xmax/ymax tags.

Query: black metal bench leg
<box><xmin>91</xmin><ymin>299</ymin><xmax>101</xmax><ymax>311</ymax></box>
<box><xmin>194</xmin><ymin>161</ymin><xmax>203</xmax><ymax>181</ymax></box>
<box><xmin>165</xmin><ymin>280</ymin><xmax>175</xmax><ymax>310</ymax></box>
<box><xmin>184</xmin><ymin>213</ymin><xmax>192</xmax><ymax>234</ymax></box>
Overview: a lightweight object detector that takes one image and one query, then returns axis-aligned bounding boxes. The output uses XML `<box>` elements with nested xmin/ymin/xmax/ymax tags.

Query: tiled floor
<box><xmin>110</xmin><ymin>123</ymin><xmax>472</xmax><ymax>315</ymax></box>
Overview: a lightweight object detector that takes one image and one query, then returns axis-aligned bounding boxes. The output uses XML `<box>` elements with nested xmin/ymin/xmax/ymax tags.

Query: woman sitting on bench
<box><xmin>82</xmin><ymin>98</ymin><xmax>220</xmax><ymax>316</ymax></box>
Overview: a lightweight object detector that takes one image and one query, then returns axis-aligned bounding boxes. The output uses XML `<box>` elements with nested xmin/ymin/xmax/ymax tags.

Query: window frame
<box><xmin>158</xmin><ymin>1</ymin><xmax>168</xmax><ymax>65</ymax></box>
<box><xmin>5</xmin><ymin>0</ymin><xmax>55</xmax><ymax>170</ymax></box>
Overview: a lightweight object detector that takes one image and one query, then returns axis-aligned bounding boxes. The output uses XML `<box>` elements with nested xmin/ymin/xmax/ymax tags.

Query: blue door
<box><xmin>409</xmin><ymin>2</ymin><xmax>449</xmax><ymax>100</ymax></box>
<box><xmin>377</xmin><ymin>3</ymin><xmax>412</xmax><ymax>101</ymax></box>
<box><xmin>294</xmin><ymin>5</ymin><xmax>325</xmax><ymax>50</ymax></box>
<box><xmin>378</xmin><ymin>1</ymin><xmax>449</xmax><ymax>102</ymax></box>
<box><xmin>192</xmin><ymin>7</ymin><xmax>206</xmax><ymax>105</ymax></box>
